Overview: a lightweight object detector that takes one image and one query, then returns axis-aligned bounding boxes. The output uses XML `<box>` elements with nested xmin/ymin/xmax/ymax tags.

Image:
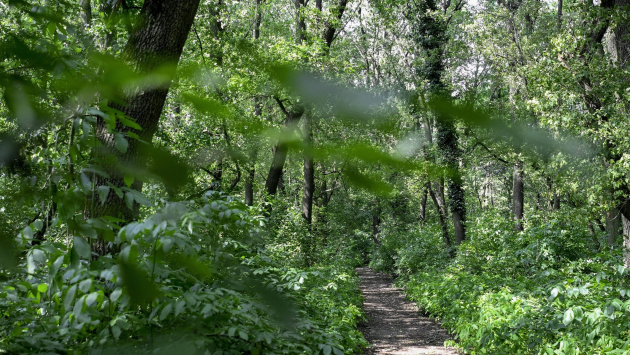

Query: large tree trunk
<box><xmin>91</xmin><ymin>0</ymin><xmax>200</xmax><ymax>229</ymax></box>
<box><xmin>411</xmin><ymin>0</ymin><xmax>467</xmax><ymax>244</ymax></box>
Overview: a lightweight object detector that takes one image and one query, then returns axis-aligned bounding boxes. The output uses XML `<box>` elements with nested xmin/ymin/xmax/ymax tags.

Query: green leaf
<box><xmin>37</xmin><ymin>283</ymin><xmax>48</xmax><ymax>293</ymax></box>
<box><xmin>73</xmin><ymin>236</ymin><xmax>91</xmax><ymax>259</ymax></box>
<box><xmin>228</xmin><ymin>327</ymin><xmax>236</xmax><ymax>337</ymax></box>
<box><xmin>114</xmin><ymin>133</ymin><xmax>128</xmax><ymax>153</ymax></box>
<box><xmin>86</xmin><ymin>292</ymin><xmax>98</xmax><ymax>306</ymax></box>
<box><xmin>563</xmin><ymin>309</ymin><xmax>574</xmax><ymax>325</ymax></box>
<box><xmin>124</xmin><ymin>174</ymin><xmax>134</xmax><ymax>187</ymax></box>
<box><xmin>118</xmin><ymin>260</ymin><xmax>161</xmax><ymax>306</ymax></box>
<box><xmin>110</xmin><ymin>288</ymin><xmax>122</xmax><ymax>303</ymax></box>
<box><xmin>111</xmin><ymin>325</ymin><xmax>121</xmax><ymax>339</ymax></box>
<box><xmin>239</xmin><ymin>330</ymin><xmax>248</xmax><ymax>341</ymax></box>
<box><xmin>50</xmin><ymin>255</ymin><xmax>64</xmax><ymax>276</ymax></box>
<box><xmin>64</xmin><ymin>285</ymin><xmax>77</xmax><ymax>311</ymax></box>
<box><xmin>160</xmin><ymin>303</ymin><xmax>173</xmax><ymax>320</ymax></box>
<box><xmin>79</xmin><ymin>279</ymin><xmax>92</xmax><ymax>293</ymax></box>
<box><xmin>549</xmin><ymin>287</ymin><xmax>559</xmax><ymax>301</ymax></box>
<box><xmin>175</xmin><ymin>299</ymin><xmax>185</xmax><ymax>316</ymax></box>
<box><xmin>22</xmin><ymin>226</ymin><xmax>33</xmax><ymax>241</ymax></box>
<box><xmin>80</xmin><ymin>172</ymin><xmax>92</xmax><ymax>193</ymax></box>
<box><xmin>97</xmin><ymin>186</ymin><xmax>110</xmax><ymax>205</ymax></box>
<box><xmin>118</xmin><ymin>115</ymin><xmax>142</xmax><ymax>130</ymax></box>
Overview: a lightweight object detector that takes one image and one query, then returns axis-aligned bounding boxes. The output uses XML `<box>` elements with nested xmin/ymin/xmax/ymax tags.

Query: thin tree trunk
<box><xmin>624</xmin><ymin>214</ymin><xmax>630</xmax><ymax>267</ymax></box>
<box><xmin>372</xmin><ymin>213</ymin><xmax>381</xmax><ymax>243</ymax></box>
<box><xmin>513</xmin><ymin>161</ymin><xmax>524</xmax><ymax>230</ymax></box>
<box><xmin>293</xmin><ymin>0</ymin><xmax>306</xmax><ymax>44</ymax></box>
<box><xmin>301</xmin><ymin>115</ymin><xmax>314</xmax><ymax>224</ymax></box>
<box><xmin>557</xmin><ymin>0</ymin><xmax>563</xmax><ymax>30</ymax></box>
<box><xmin>254</xmin><ymin>0</ymin><xmax>262</xmax><ymax>39</ymax></box>
<box><xmin>419</xmin><ymin>185</ymin><xmax>428</xmax><ymax>222</ymax></box>
<box><xmin>245</xmin><ymin>167</ymin><xmax>254</xmax><ymax>206</ymax></box>
<box><xmin>428</xmin><ymin>184</ymin><xmax>451</xmax><ymax>249</ymax></box>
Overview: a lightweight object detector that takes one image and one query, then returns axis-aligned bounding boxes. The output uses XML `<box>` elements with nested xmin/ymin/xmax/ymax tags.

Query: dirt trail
<box><xmin>357</xmin><ymin>267</ymin><xmax>460</xmax><ymax>355</ymax></box>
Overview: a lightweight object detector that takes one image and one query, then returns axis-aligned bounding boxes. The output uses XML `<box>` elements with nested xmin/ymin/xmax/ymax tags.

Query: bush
<box><xmin>396</xmin><ymin>210</ymin><xmax>630</xmax><ymax>355</ymax></box>
<box><xmin>0</xmin><ymin>193</ymin><xmax>367</xmax><ymax>354</ymax></box>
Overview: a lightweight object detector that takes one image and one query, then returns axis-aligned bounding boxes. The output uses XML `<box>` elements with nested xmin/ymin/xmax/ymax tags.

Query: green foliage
<box><xmin>0</xmin><ymin>193</ymin><xmax>366</xmax><ymax>354</ymax></box>
<box><xmin>397</xmin><ymin>211</ymin><xmax>630</xmax><ymax>355</ymax></box>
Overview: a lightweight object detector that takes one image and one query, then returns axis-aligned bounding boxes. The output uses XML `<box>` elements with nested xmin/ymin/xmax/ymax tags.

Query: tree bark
<box><xmin>301</xmin><ymin>115</ymin><xmax>314</xmax><ymax>224</ymax></box>
<box><xmin>419</xmin><ymin>184</ymin><xmax>428</xmax><ymax>222</ymax></box>
<box><xmin>91</xmin><ymin>0</ymin><xmax>200</xmax><ymax>225</ymax></box>
<box><xmin>553</xmin><ymin>194</ymin><xmax>560</xmax><ymax>210</ymax></box>
<box><xmin>513</xmin><ymin>161</ymin><xmax>524</xmax><ymax>230</ymax></box>
<box><xmin>245</xmin><ymin>167</ymin><xmax>254</xmax><ymax>206</ymax></box>
<box><xmin>322</xmin><ymin>0</ymin><xmax>349</xmax><ymax>49</ymax></box>
<box><xmin>265</xmin><ymin>99</ymin><xmax>304</xmax><ymax>196</ymax></box>
<box><xmin>429</xmin><ymin>183</ymin><xmax>451</xmax><ymax>249</ymax></box>
<box><xmin>607</xmin><ymin>206</ymin><xmax>622</xmax><ymax>246</ymax></box>
<box><xmin>80</xmin><ymin>0</ymin><xmax>92</xmax><ymax>25</ymax></box>
<box><xmin>293</xmin><ymin>0</ymin><xmax>306</xmax><ymax>44</ymax></box>
<box><xmin>411</xmin><ymin>0</ymin><xmax>467</xmax><ymax>244</ymax></box>
<box><xmin>624</xmin><ymin>214</ymin><xmax>630</xmax><ymax>267</ymax></box>
<box><xmin>372</xmin><ymin>213</ymin><xmax>381</xmax><ymax>243</ymax></box>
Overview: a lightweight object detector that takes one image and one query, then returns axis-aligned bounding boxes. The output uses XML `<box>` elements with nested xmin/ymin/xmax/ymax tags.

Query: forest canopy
<box><xmin>1</xmin><ymin>0</ymin><xmax>630</xmax><ymax>354</ymax></box>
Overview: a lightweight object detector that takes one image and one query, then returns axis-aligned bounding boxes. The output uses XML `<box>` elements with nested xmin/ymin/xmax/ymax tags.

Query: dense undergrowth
<box><xmin>371</xmin><ymin>209</ymin><xmax>630</xmax><ymax>355</ymax></box>
<box><xmin>0</xmin><ymin>192</ymin><xmax>367</xmax><ymax>354</ymax></box>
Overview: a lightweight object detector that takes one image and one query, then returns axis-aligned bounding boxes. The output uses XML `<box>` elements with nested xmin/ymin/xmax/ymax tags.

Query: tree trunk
<box><xmin>624</xmin><ymin>214</ymin><xmax>630</xmax><ymax>267</ymax></box>
<box><xmin>607</xmin><ymin>206</ymin><xmax>622</xmax><ymax>246</ymax></box>
<box><xmin>419</xmin><ymin>185</ymin><xmax>428</xmax><ymax>222</ymax></box>
<box><xmin>91</xmin><ymin>0</ymin><xmax>200</xmax><ymax>226</ymax></box>
<box><xmin>513</xmin><ymin>161</ymin><xmax>524</xmax><ymax>230</ymax></box>
<box><xmin>553</xmin><ymin>194</ymin><xmax>560</xmax><ymax>210</ymax></box>
<box><xmin>265</xmin><ymin>101</ymin><xmax>304</xmax><ymax>197</ymax></box>
<box><xmin>372</xmin><ymin>213</ymin><xmax>381</xmax><ymax>243</ymax></box>
<box><xmin>301</xmin><ymin>116</ymin><xmax>314</xmax><ymax>224</ymax></box>
<box><xmin>80</xmin><ymin>0</ymin><xmax>92</xmax><ymax>25</ymax></box>
<box><xmin>411</xmin><ymin>0</ymin><xmax>466</xmax><ymax>244</ymax></box>
<box><xmin>245</xmin><ymin>167</ymin><xmax>254</xmax><ymax>206</ymax></box>
<box><xmin>429</xmin><ymin>184</ymin><xmax>451</xmax><ymax>249</ymax></box>
<box><xmin>254</xmin><ymin>0</ymin><xmax>263</xmax><ymax>39</ymax></box>
<box><xmin>294</xmin><ymin>0</ymin><xmax>306</xmax><ymax>44</ymax></box>
<box><xmin>436</xmin><ymin>118</ymin><xmax>467</xmax><ymax>244</ymax></box>
<box><xmin>322</xmin><ymin>0</ymin><xmax>349</xmax><ymax>49</ymax></box>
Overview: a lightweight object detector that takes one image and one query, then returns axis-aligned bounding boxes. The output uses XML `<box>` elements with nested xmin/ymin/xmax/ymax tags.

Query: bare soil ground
<box><xmin>357</xmin><ymin>267</ymin><xmax>460</xmax><ymax>355</ymax></box>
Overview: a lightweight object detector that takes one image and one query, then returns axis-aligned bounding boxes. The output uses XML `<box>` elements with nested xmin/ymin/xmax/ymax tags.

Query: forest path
<box><xmin>357</xmin><ymin>267</ymin><xmax>460</xmax><ymax>355</ymax></box>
